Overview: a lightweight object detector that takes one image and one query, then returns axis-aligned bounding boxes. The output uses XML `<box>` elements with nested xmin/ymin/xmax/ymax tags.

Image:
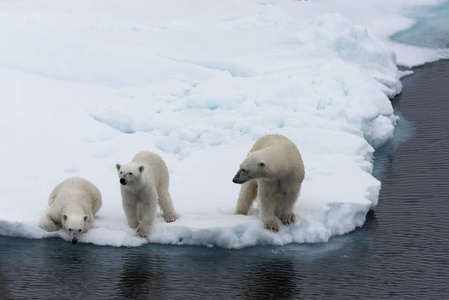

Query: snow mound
<box><xmin>0</xmin><ymin>0</ymin><xmax>427</xmax><ymax>248</ymax></box>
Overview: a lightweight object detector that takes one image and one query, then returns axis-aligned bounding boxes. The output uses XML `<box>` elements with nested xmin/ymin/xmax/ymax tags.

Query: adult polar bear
<box><xmin>116</xmin><ymin>151</ymin><xmax>178</xmax><ymax>238</ymax></box>
<box><xmin>233</xmin><ymin>134</ymin><xmax>305</xmax><ymax>232</ymax></box>
<box><xmin>40</xmin><ymin>177</ymin><xmax>102</xmax><ymax>245</ymax></box>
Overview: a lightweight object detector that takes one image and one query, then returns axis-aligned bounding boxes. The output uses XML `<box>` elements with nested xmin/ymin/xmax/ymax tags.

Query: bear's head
<box><xmin>232</xmin><ymin>151</ymin><xmax>267</xmax><ymax>184</ymax></box>
<box><xmin>116</xmin><ymin>163</ymin><xmax>144</xmax><ymax>186</ymax></box>
<box><xmin>62</xmin><ymin>214</ymin><xmax>89</xmax><ymax>245</ymax></box>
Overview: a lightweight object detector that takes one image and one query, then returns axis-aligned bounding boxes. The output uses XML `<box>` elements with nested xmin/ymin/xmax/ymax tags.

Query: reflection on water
<box><xmin>0</xmin><ymin>266</ymin><xmax>10</xmax><ymax>300</ymax></box>
<box><xmin>238</xmin><ymin>256</ymin><xmax>300</xmax><ymax>299</ymax></box>
<box><xmin>119</xmin><ymin>249</ymin><xmax>167</xmax><ymax>299</ymax></box>
<box><xmin>0</xmin><ymin>230</ymin><xmax>367</xmax><ymax>299</ymax></box>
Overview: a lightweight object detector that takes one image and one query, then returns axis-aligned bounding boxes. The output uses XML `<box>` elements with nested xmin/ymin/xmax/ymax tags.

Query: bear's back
<box><xmin>251</xmin><ymin>134</ymin><xmax>300</xmax><ymax>159</ymax></box>
<box><xmin>131</xmin><ymin>151</ymin><xmax>170</xmax><ymax>186</ymax></box>
<box><xmin>251</xmin><ymin>134</ymin><xmax>304</xmax><ymax>180</ymax></box>
<box><xmin>49</xmin><ymin>177</ymin><xmax>102</xmax><ymax>215</ymax></box>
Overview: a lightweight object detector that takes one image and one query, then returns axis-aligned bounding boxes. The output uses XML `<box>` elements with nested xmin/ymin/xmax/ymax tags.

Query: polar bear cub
<box><xmin>116</xmin><ymin>151</ymin><xmax>178</xmax><ymax>238</ymax></box>
<box><xmin>233</xmin><ymin>134</ymin><xmax>305</xmax><ymax>232</ymax></box>
<box><xmin>40</xmin><ymin>177</ymin><xmax>102</xmax><ymax>245</ymax></box>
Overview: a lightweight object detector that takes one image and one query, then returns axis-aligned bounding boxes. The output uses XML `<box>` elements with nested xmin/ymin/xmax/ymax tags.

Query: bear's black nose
<box><xmin>120</xmin><ymin>178</ymin><xmax>127</xmax><ymax>185</ymax></box>
<box><xmin>71</xmin><ymin>239</ymin><xmax>78</xmax><ymax>245</ymax></box>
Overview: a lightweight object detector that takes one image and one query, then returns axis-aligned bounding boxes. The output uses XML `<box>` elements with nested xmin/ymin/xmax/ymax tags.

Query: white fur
<box><xmin>233</xmin><ymin>134</ymin><xmax>305</xmax><ymax>232</ymax></box>
<box><xmin>39</xmin><ymin>177</ymin><xmax>102</xmax><ymax>244</ymax></box>
<box><xmin>116</xmin><ymin>151</ymin><xmax>178</xmax><ymax>238</ymax></box>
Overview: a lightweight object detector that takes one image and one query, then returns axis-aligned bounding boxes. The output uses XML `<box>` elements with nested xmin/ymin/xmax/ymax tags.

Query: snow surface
<box><xmin>0</xmin><ymin>0</ymin><xmax>447</xmax><ymax>248</ymax></box>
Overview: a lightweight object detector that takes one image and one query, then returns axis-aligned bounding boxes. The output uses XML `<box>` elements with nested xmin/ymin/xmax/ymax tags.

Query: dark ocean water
<box><xmin>1</xmin><ymin>60</ymin><xmax>448</xmax><ymax>299</ymax></box>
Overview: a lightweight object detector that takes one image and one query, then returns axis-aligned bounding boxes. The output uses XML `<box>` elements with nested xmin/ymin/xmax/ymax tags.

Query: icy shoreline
<box><xmin>0</xmin><ymin>0</ymin><xmax>446</xmax><ymax>248</ymax></box>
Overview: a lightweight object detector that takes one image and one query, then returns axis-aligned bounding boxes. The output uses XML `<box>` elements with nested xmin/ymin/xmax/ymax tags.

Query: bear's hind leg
<box><xmin>235</xmin><ymin>180</ymin><xmax>258</xmax><ymax>215</ymax></box>
<box><xmin>158</xmin><ymin>189</ymin><xmax>178</xmax><ymax>223</ymax></box>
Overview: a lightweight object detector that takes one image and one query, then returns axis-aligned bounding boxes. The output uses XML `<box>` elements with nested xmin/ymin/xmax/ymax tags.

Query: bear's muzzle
<box><xmin>232</xmin><ymin>172</ymin><xmax>246</xmax><ymax>184</ymax></box>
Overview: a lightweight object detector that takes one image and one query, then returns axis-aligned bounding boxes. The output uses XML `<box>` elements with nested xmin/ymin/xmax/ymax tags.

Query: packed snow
<box><xmin>0</xmin><ymin>0</ymin><xmax>447</xmax><ymax>248</ymax></box>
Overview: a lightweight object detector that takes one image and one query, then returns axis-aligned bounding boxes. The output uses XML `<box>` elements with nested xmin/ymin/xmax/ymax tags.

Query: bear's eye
<box><xmin>78</xmin><ymin>229</ymin><xmax>82</xmax><ymax>232</ymax></box>
<box><xmin>241</xmin><ymin>169</ymin><xmax>247</xmax><ymax>173</ymax></box>
<box><xmin>69</xmin><ymin>228</ymin><xmax>72</xmax><ymax>232</ymax></box>
<box><xmin>120</xmin><ymin>171</ymin><xmax>123</xmax><ymax>175</ymax></box>
<box><xmin>129</xmin><ymin>172</ymin><xmax>133</xmax><ymax>176</ymax></box>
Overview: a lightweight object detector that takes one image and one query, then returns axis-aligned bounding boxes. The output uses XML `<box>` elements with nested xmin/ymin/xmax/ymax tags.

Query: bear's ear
<box><xmin>139</xmin><ymin>166</ymin><xmax>144</xmax><ymax>173</ymax></box>
<box><xmin>259</xmin><ymin>162</ymin><xmax>265</xmax><ymax>167</ymax></box>
<box><xmin>83</xmin><ymin>215</ymin><xmax>89</xmax><ymax>222</ymax></box>
<box><xmin>116</xmin><ymin>164</ymin><xmax>121</xmax><ymax>171</ymax></box>
<box><xmin>63</xmin><ymin>214</ymin><xmax>68</xmax><ymax>221</ymax></box>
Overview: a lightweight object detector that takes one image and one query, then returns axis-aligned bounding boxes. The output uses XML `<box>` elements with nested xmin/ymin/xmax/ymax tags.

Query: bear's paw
<box><xmin>280</xmin><ymin>213</ymin><xmax>296</xmax><ymax>225</ymax></box>
<box><xmin>136</xmin><ymin>224</ymin><xmax>153</xmax><ymax>238</ymax></box>
<box><xmin>163</xmin><ymin>213</ymin><xmax>178</xmax><ymax>223</ymax></box>
<box><xmin>263</xmin><ymin>221</ymin><xmax>279</xmax><ymax>232</ymax></box>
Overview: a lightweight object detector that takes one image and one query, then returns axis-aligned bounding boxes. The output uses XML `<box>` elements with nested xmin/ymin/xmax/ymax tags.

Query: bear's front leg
<box><xmin>122</xmin><ymin>195</ymin><xmax>140</xmax><ymax>229</ymax></box>
<box><xmin>40</xmin><ymin>214</ymin><xmax>61</xmax><ymax>232</ymax></box>
<box><xmin>279</xmin><ymin>189</ymin><xmax>300</xmax><ymax>225</ymax></box>
<box><xmin>136</xmin><ymin>190</ymin><xmax>158</xmax><ymax>238</ymax></box>
<box><xmin>234</xmin><ymin>180</ymin><xmax>258</xmax><ymax>215</ymax></box>
<box><xmin>258</xmin><ymin>183</ymin><xmax>280</xmax><ymax>232</ymax></box>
